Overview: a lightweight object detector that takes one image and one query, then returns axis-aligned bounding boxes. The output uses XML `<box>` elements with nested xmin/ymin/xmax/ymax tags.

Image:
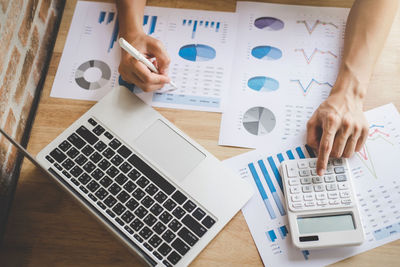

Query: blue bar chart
<box><xmin>143</xmin><ymin>15</ymin><xmax>158</xmax><ymax>35</ymax></box>
<box><xmin>267</xmin><ymin>229</ymin><xmax>277</xmax><ymax>242</ymax></box>
<box><xmin>267</xmin><ymin>156</ymin><xmax>283</xmax><ymax>191</ymax></box>
<box><xmin>278</xmin><ymin>225</ymin><xmax>288</xmax><ymax>239</ymax></box>
<box><xmin>97</xmin><ymin>11</ymin><xmax>118</xmax><ymax>53</ymax></box>
<box><xmin>182</xmin><ymin>19</ymin><xmax>221</xmax><ymax>39</ymax></box>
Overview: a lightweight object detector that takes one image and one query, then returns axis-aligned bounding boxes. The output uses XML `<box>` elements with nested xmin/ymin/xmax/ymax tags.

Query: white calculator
<box><xmin>280</xmin><ymin>158</ymin><xmax>364</xmax><ymax>249</ymax></box>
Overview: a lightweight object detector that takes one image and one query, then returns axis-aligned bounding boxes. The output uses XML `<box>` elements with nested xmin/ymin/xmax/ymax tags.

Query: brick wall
<box><xmin>0</xmin><ymin>0</ymin><xmax>65</xmax><ymax>237</ymax></box>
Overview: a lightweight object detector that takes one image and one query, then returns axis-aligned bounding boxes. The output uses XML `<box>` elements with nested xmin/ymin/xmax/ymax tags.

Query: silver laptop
<box><xmin>7</xmin><ymin>86</ymin><xmax>253</xmax><ymax>266</ymax></box>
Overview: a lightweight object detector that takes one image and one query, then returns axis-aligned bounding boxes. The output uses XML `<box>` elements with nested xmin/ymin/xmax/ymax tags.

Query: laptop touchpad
<box><xmin>133</xmin><ymin>120</ymin><xmax>206</xmax><ymax>182</ymax></box>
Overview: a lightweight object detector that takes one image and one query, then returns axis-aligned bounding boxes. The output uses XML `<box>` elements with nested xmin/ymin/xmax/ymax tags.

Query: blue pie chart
<box><xmin>251</xmin><ymin>46</ymin><xmax>282</xmax><ymax>60</ymax></box>
<box><xmin>179</xmin><ymin>44</ymin><xmax>216</xmax><ymax>62</ymax></box>
<box><xmin>248</xmin><ymin>76</ymin><xmax>279</xmax><ymax>92</ymax></box>
<box><xmin>254</xmin><ymin>17</ymin><xmax>284</xmax><ymax>31</ymax></box>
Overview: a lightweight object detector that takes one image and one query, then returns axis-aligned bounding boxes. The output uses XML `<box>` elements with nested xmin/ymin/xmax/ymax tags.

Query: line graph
<box><xmin>290</xmin><ymin>78</ymin><xmax>333</xmax><ymax>95</ymax></box>
<box><xmin>297</xmin><ymin>20</ymin><xmax>338</xmax><ymax>34</ymax></box>
<box><xmin>294</xmin><ymin>48</ymin><xmax>337</xmax><ymax>64</ymax></box>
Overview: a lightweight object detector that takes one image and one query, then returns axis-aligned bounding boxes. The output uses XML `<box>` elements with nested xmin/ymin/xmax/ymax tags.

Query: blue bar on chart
<box><xmin>248</xmin><ymin>163</ymin><xmax>277</xmax><ymax>219</ymax></box>
<box><xmin>200</xmin><ymin>21</ymin><xmax>203</xmax><ymax>26</ymax></box>
<box><xmin>302</xmin><ymin>250</ymin><xmax>310</xmax><ymax>260</ymax></box>
<box><xmin>192</xmin><ymin>20</ymin><xmax>198</xmax><ymax>39</ymax></box>
<box><xmin>258</xmin><ymin>160</ymin><xmax>286</xmax><ymax>216</ymax></box>
<box><xmin>143</xmin><ymin>15</ymin><xmax>149</xmax><ymax>26</ymax></box>
<box><xmin>267</xmin><ymin>156</ymin><xmax>283</xmax><ymax>191</ymax></box>
<box><xmin>267</xmin><ymin>230</ymin><xmax>277</xmax><ymax>242</ymax></box>
<box><xmin>216</xmin><ymin>22</ymin><xmax>220</xmax><ymax>32</ymax></box>
<box><xmin>286</xmin><ymin>150</ymin><xmax>295</xmax><ymax>159</ymax></box>
<box><xmin>305</xmin><ymin>144</ymin><xmax>316</xmax><ymax>157</ymax></box>
<box><xmin>277</xmin><ymin>153</ymin><xmax>284</xmax><ymax>163</ymax></box>
<box><xmin>149</xmin><ymin>16</ymin><xmax>157</xmax><ymax>35</ymax></box>
<box><xmin>183</xmin><ymin>19</ymin><xmax>186</xmax><ymax>25</ymax></box>
<box><xmin>182</xmin><ymin>20</ymin><xmax>222</xmax><ymax>38</ymax></box>
<box><xmin>373</xmin><ymin>222</ymin><xmax>400</xmax><ymax>241</ymax></box>
<box><xmin>188</xmin><ymin>20</ymin><xmax>192</xmax><ymax>26</ymax></box>
<box><xmin>107</xmin><ymin>12</ymin><xmax>115</xmax><ymax>24</ymax></box>
<box><xmin>108</xmin><ymin>17</ymin><xmax>119</xmax><ymax>52</ymax></box>
<box><xmin>98</xmin><ymin>11</ymin><xmax>106</xmax><ymax>24</ymax></box>
<box><xmin>296</xmin><ymin>146</ymin><xmax>306</xmax><ymax>158</ymax></box>
<box><xmin>211</xmin><ymin>21</ymin><xmax>215</xmax><ymax>27</ymax></box>
<box><xmin>278</xmin><ymin>225</ymin><xmax>288</xmax><ymax>239</ymax></box>
<box><xmin>205</xmin><ymin>21</ymin><xmax>209</xmax><ymax>27</ymax></box>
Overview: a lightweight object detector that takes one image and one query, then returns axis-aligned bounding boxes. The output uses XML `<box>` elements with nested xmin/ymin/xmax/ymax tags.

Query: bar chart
<box><xmin>182</xmin><ymin>19</ymin><xmax>221</xmax><ymax>39</ymax></box>
<box><xmin>97</xmin><ymin>11</ymin><xmax>118</xmax><ymax>53</ymax></box>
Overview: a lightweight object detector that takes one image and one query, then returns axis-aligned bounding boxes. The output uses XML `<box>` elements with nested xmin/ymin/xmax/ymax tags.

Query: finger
<box><xmin>342</xmin><ymin>132</ymin><xmax>361</xmax><ymax>158</ymax></box>
<box><xmin>131</xmin><ymin>59</ymin><xmax>170</xmax><ymax>85</ymax></box>
<box><xmin>355</xmin><ymin>125</ymin><xmax>369</xmax><ymax>152</ymax></box>
<box><xmin>317</xmin><ymin>115</ymin><xmax>339</xmax><ymax>176</ymax></box>
<box><xmin>119</xmin><ymin>68</ymin><xmax>143</xmax><ymax>85</ymax></box>
<box><xmin>148</xmin><ymin>39</ymin><xmax>171</xmax><ymax>73</ymax></box>
<box><xmin>330</xmin><ymin>119</ymin><xmax>353</xmax><ymax>158</ymax></box>
<box><xmin>306</xmin><ymin>116</ymin><xmax>321</xmax><ymax>150</ymax></box>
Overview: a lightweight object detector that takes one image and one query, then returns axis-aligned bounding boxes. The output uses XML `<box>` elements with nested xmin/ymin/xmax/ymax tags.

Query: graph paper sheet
<box><xmin>219</xmin><ymin>2</ymin><xmax>349</xmax><ymax>148</ymax></box>
<box><xmin>224</xmin><ymin>103</ymin><xmax>400</xmax><ymax>267</ymax></box>
<box><xmin>50</xmin><ymin>1</ymin><xmax>237</xmax><ymax>112</ymax></box>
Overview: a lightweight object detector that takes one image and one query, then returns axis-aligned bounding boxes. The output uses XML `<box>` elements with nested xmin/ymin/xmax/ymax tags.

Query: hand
<box><xmin>306</xmin><ymin>91</ymin><xmax>368</xmax><ymax>176</ymax></box>
<box><xmin>119</xmin><ymin>32</ymin><xmax>171</xmax><ymax>92</ymax></box>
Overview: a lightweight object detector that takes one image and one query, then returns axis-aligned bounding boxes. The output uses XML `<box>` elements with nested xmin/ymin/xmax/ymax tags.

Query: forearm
<box><xmin>333</xmin><ymin>0</ymin><xmax>398</xmax><ymax>100</ymax></box>
<box><xmin>116</xmin><ymin>0</ymin><xmax>146</xmax><ymax>37</ymax></box>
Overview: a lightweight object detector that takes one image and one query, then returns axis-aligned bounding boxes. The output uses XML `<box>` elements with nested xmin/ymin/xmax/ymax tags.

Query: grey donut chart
<box><xmin>75</xmin><ymin>60</ymin><xmax>111</xmax><ymax>90</ymax></box>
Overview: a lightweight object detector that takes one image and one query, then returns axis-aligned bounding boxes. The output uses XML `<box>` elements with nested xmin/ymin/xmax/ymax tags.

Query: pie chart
<box><xmin>75</xmin><ymin>60</ymin><xmax>111</xmax><ymax>90</ymax></box>
<box><xmin>179</xmin><ymin>44</ymin><xmax>216</xmax><ymax>62</ymax></box>
<box><xmin>251</xmin><ymin>46</ymin><xmax>282</xmax><ymax>60</ymax></box>
<box><xmin>243</xmin><ymin>107</ymin><xmax>276</xmax><ymax>136</ymax></box>
<box><xmin>248</xmin><ymin>76</ymin><xmax>279</xmax><ymax>92</ymax></box>
<box><xmin>254</xmin><ymin>17</ymin><xmax>284</xmax><ymax>31</ymax></box>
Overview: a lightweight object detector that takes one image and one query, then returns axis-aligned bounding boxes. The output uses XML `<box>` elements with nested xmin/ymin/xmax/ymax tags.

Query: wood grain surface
<box><xmin>1</xmin><ymin>0</ymin><xmax>400</xmax><ymax>266</ymax></box>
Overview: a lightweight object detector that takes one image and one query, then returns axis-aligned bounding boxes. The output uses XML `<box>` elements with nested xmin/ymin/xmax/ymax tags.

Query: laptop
<box><xmin>5</xmin><ymin>86</ymin><xmax>253</xmax><ymax>266</ymax></box>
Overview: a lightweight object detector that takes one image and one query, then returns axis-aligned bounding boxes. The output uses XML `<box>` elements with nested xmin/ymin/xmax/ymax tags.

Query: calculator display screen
<box><xmin>297</xmin><ymin>214</ymin><xmax>355</xmax><ymax>234</ymax></box>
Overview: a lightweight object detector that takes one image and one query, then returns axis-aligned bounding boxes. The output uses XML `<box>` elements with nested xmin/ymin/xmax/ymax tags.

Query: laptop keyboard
<box><xmin>45</xmin><ymin>117</ymin><xmax>216</xmax><ymax>266</ymax></box>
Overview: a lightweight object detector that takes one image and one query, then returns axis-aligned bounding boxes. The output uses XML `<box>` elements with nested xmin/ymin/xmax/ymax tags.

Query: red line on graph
<box><xmin>368</xmin><ymin>129</ymin><xmax>390</xmax><ymax>138</ymax></box>
<box><xmin>297</xmin><ymin>20</ymin><xmax>339</xmax><ymax>34</ymax></box>
<box><xmin>358</xmin><ymin>146</ymin><xmax>368</xmax><ymax>161</ymax></box>
<box><xmin>294</xmin><ymin>48</ymin><xmax>337</xmax><ymax>64</ymax></box>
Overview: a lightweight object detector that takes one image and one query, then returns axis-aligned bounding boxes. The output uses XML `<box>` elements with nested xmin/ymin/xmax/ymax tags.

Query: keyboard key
<box><xmin>104</xmin><ymin>196</ymin><xmax>117</xmax><ymax>208</ymax></box>
<box><xmin>153</xmin><ymin>222</ymin><xmax>167</xmax><ymax>235</ymax></box>
<box><xmin>98</xmin><ymin>159</ymin><xmax>111</xmax><ymax>171</ymax></box>
<box><xmin>172</xmin><ymin>191</ymin><xmax>187</xmax><ymax>205</ymax></box>
<box><xmin>128</xmin><ymin>154</ymin><xmax>176</xmax><ymax>195</ymax></box>
<box><xmin>79</xmin><ymin>185</ymin><xmax>89</xmax><ymax>194</ymax></box>
<box><xmin>137</xmin><ymin>176</ymin><xmax>150</xmax><ymax>188</ymax></box>
<box><xmin>163</xmin><ymin>199</ymin><xmax>177</xmax><ymax>211</ymax></box>
<box><xmin>109</xmin><ymin>139</ymin><xmax>122</xmax><ymax>150</ymax></box>
<box><xmin>134</xmin><ymin>234</ymin><xmax>144</xmax><ymax>243</ymax></box>
<box><xmin>115</xmin><ymin>173</ymin><xmax>128</xmax><ymax>185</ymax></box>
<box><xmin>126</xmin><ymin>198</ymin><xmax>139</xmax><ymax>211</ymax></box>
<box><xmin>333</xmin><ymin>158</ymin><xmax>344</xmax><ymax>166</ymax></box>
<box><xmin>74</xmin><ymin>154</ymin><xmax>88</xmax><ymax>166</ymax></box>
<box><xmin>62</xmin><ymin>158</ymin><xmax>75</xmax><ymax>170</ymax></box>
<box><xmin>143</xmin><ymin>242</ymin><xmax>153</xmax><ymax>252</ymax></box>
<box><xmin>141</xmin><ymin>196</ymin><xmax>155</xmax><ymax>208</ymax></box>
<box><xmin>312</xmin><ymin>176</ymin><xmax>323</xmax><ymax>184</ymax></box>
<box><xmin>92</xmin><ymin>125</ymin><xmax>105</xmax><ymax>136</ymax></box>
<box><xmin>119</xmin><ymin>162</ymin><xmax>133</xmax><ymax>173</ymax></box>
<box><xmin>106</xmin><ymin>209</ymin><xmax>116</xmax><ymax>218</ymax></box>
<box><xmin>130</xmin><ymin>219</ymin><xmax>144</xmax><ymax>231</ymax></box>
<box><xmin>102</xmin><ymin>148</ymin><xmax>115</xmax><ymax>159</ymax></box>
<box><xmin>182</xmin><ymin>214</ymin><xmax>207</xmax><ymax>237</ymax></box>
<box><xmin>132</xmin><ymin>188</ymin><xmax>146</xmax><ymax>200</ymax></box>
<box><xmin>134</xmin><ymin>206</ymin><xmax>148</xmax><ymax>219</ymax></box>
<box><xmin>106</xmin><ymin>166</ymin><xmax>119</xmax><ymax>178</ymax></box>
<box><xmin>150</xmin><ymin>203</ymin><xmax>163</xmax><ymax>216</ymax></box>
<box><xmin>149</xmin><ymin>234</ymin><xmax>162</xmax><ymax>248</ymax></box>
<box><xmin>89</xmin><ymin>152</ymin><xmax>102</xmax><ymax>163</ymax></box>
<box><xmin>78</xmin><ymin>173</ymin><xmax>91</xmax><ymax>185</ymax></box>
<box><xmin>116</xmin><ymin>218</ymin><xmax>125</xmax><ymax>226</ymax></box>
<box><xmin>326</xmin><ymin>184</ymin><xmax>337</xmax><ymax>191</ymax></box>
<box><xmin>87</xmin><ymin>181</ymin><xmax>100</xmax><ymax>192</ymax></box>
<box><xmin>128</xmin><ymin>169</ymin><xmax>141</xmax><ymax>180</ymax></box>
<box><xmin>202</xmin><ymin>216</ymin><xmax>216</xmax><ymax>229</ymax></box>
<box><xmin>172</xmin><ymin>207</ymin><xmax>186</xmax><ymax>219</ymax></box>
<box><xmin>67</xmin><ymin>147</ymin><xmax>79</xmax><ymax>158</ymax></box>
<box><xmin>117</xmin><ymin>191</ymin><xmax>130</xmax><ymax>203</ymax></box>
<box><xmin>108</xmin><ymin>183</ymin><xmax>122</xmax><ymax>195</ymax></box>
<box><xmin>158</xmin><ymin>243</ymin><xmax>172</xmax><ymax>256</ymax></box>
<box><xmin>171</xmin><ymin>238</ymin><xmax>189</xmax><ymax>256</ymax></box>
<box><xmin>91</xmin><ymin>168</ymin><xmax>105</xmax><ymax>180</ymax></box>
<box><xmin>112</xmin><ymin>203</ymin><xmax>126</xmax><ymax>216</ymax></box>
<box><xmin>183</xmin><ymin>200</ymin><xmax>196</xmax><ymax>213</ymax></box>
<box><xmin>94</xmin><ymin>141</ymin><xmax>107</xmax><ymax>152</ymax></box>
<box><xmin>334</xmin><ymin>167</ymin><xmax>345</xmax><ymax>174</ymax></box>
<box><xmin>124</xmin><ymin>225</ymin><xmax>134</xmax><ymax>235</ymax></box>
<box><xmin>192</xmin><ymin>208</ymin><xmax>206</xmax><ymax>220</ymax></box>
<box><xmin>161</xmin><ymin>230</ymin><xmax>176</xmax><ymax>243</ymax></box>
<box><xmin>144</xmin><ymin>184</ymin><xmax>158</xmax><ymax>197</ymax></box>
<box><xmin>81</xmin><ymin>145</ymin><xmax>95</xmax><ymax>156</ymax></box>
<box><xmin>46</xmin><ymin>155</ymin><xmax>55</xmax><ymax>163</ymax></box>
<box><xmin>159</xmin><ymin>211</ymin><xmax>173</xmax><ymax>224</ymax></box>
<box><xmin>50</xmin><ymin>148</ymin><xmax>67</xmax><ymax>163</ymax></box>
<box><xmin>97</xmin><ymin>201</ymin><xmax>106</xmax><ymax>210</ymax></box>
<box><xmin>59</xmin><ymin>140</ymin><xmax>72</xmax><ymax>152</ymax></box>
<box><xmin>95</xmin><ymin>188</ymin><xmax>109</xmax><ymax>200</ymax></box>
<box><xmin>71</xmin><ymin>178</ymin><xmax>80</xmax><ymax>186</ymax></box>
<box><xmin>100</xmin><ymin>176</ymin><xmax>113</xmax><ymax>188</ymax></box>
<box><xmin>144</xmin><ymin>214</ymin><xmax>157</xmax><ymax>227</ymax></box>
<box><xmin>62</xmin><ymin>171</ymin><xmax>71</xmax><ymax>178</ymax></box>
<box><xmin>117</xmin><ymin>145</ymin><xmax>133</xmax><ymax>158</ymax></box>
<box><xmin>163</xmin><ymin>260</ymin><xmax>173</xmax><ymax>267</ymax></box>
<box><xmin>88</xmin><ymin>118</ymin><xmax>97</xmax><ymax>126</ymax></box>
<box><xmin>70</xmin><ymin>166</ymin><xmax>83</xmax><ymax>178</ymax></box>
<box><xmin>154</xmin><ymin>191</ymin><xmax>167</xmax><ymax>204</ymax></box>
<box><xmin>111</xmin><ymin>155</ymin><xmax>124</xmax><ymax>166</ymax></box>
<box><xmin>104</xmin><ymin>132</ymin><xmax>113</xmax><ymax>140</ymax></box>
<box><xmin>152</xmin><ymin>251</ymin><xmax>163</xmax><ymax>261</ymax></box>
<box><xmin>139</xmin><ymin>226</ymin><xmax>153</xmax><ymax>240</ymax></box>
<box><xmin>169</xmin><ymin>219</ymin><xmax>182</xmax><ymax>232</ymax></box>
<box><xmin>83</xmin><ymin>161</ymin><xmax>96</xmax><ymax>173</ymax></box>
<box><xmin>178</xmin><ymin>227</ymin><xmax>198</xmax><ymax>246</ymax></box>
<box><xmin>336</xmin><ymin>174</ymin><xmax>347</xmax><ymax>182</ymax></box>
<box><xmin>123</xmin><ymin>181</ymin><xmax>136</xmax><ymax>193</ymax></box>
<box><xmin>167</xmin><ymin>251</ymin><xmax>182</xmax><ymax>264</ymax></box>
<box><xmin>68</xmin><ymin>133</ymin><xmax>85</xmax><ymax>149</ymax></box>
<box><xmin>299</xmin><ymin>169</ymin><xmax>310</xmax><ymax>177</ymax></box>
<box><xmin>76</xmin><ymin>126</ymin><xmax>99</xmax><ymax>145</ymax></box>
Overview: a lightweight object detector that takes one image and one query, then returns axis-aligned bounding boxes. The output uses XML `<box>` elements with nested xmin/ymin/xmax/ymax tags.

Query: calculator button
<box><xmin>286</xmin><ymin>164</ymin><xmax>298</xmax><ymax>178</ymax></box>
<box><xmin>288</xmin><ymin>179</ymin><xmax>300</xmax><ymax>186</ymax></box>
<box><xmin>329</xmin><ymin>199</ymin><xmax>340</xmax><ymax>205</ymax></box>
<box><xmin>336</xmin><ymin>175</ymin><xmax>347</xmax><ymax>182</ymax></box>
<box><xmin>290</xmin><ymin>186</ymin><xmax>301</xmax><ymax>194</ymax></box>
<box><xmin>324</xmin><ymin>175</ymin><xmax>335</xmax><ymax>183</ymax></box>
<box><xmin>309</xmin><ymin>161</ymin><xmax>316</xmax><ymax>168</ymax></box>
<box><xmin>299</xmin><ymin>169</ymin><xmax>310</xmax><ymax>177</ymax></box>
<box><xmin>302</xmin><ymin>185</ymin><xmax>312</xmax><ymax>193</ymax></box>
<box><xmin>341</xmin><ymin>199</ymin><xmax>352</xmax><ymax>205</ymax></box>
<box><xmin>297</xmin><ymin>161</ymin><xmax>308</xmax><ymax>169</ymax></box>
<box><xmin>304</xmin><ymin>201</ymin><xmax>315</xmax><ymax>207</ymax></box>
<box><xmin>313</xmin><ymin>184</ymin><xmax>324</xmax><ymax>192</ymax></box>
<box><xmin>303</xmin><ymin>194</ymin><xmax>313</xmax><ymax>201</ymax></box>
<box><xmin>316</xmin><ymin>193</ymin><xmax>327</xmax><ymax>200</ymax></box>
<box><xmin>326</xmin><ymin>184</ymin><xmax>337</xmax><ymax>191</ymax></box>
<box><xmin>291</xmin><ymin>195</ymin><xmax>302</xmax><ymax>202</ymax></box>
<box><xmin>292</xmin><ymin>203</ymin><xmax>303</xmax><ymax>209</ymax></box>
<box><xmin>340</xmin><ymin>191</ymin><xmax>350</xmax><ymax>198</ymax></box>
<box><xmin>300</xmin><ymin>177</ymin><xmax>312</xmax><ymax>184</ymax></box>
<box><xmin>327</xmin><ymin>159</ymin><xmax>333</xmax><ymax>166</ymax></box>
<box><xmin>312</xmin><ymin>176</ymin><xmax>323</xmax><ymax>184</ymax></box>
<box><xmin>333</xmin><ymin>159</ymin><xmax>343</xmax><ymax>166</ymax></box>
<box><xmin>310</xmin><ymin>169</ymin><xmax>318</xmax><ymax>176</ymax></box>
<box><xmin>325</xmin><ymin>167</ymin><xmax>334</xmax><ymax>174</ymax></box>
<box><xmin>317</xmin><ymin>200</ymin><xmax>328</xmax><ymax>206</ymax></box>
<box><xmin>338</xmin><ymin>183</ymin><xmax>348</xmax><ymax>190</ymax></box>
<box><xmin>334</xmin><ymin>167</ymin><xmax>345</xmax><ymax>174</ymax></box>
<box><xmin>328</xmin><ymin>192</ymin><xmax>339</xmax><ymax>199</ymax></box>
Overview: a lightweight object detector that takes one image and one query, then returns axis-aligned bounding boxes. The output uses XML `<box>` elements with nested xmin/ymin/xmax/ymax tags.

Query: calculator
<box><xmin>280</xmin><ymin>158</ymin><xmax>364</xmax><ymax>249</ymax></box>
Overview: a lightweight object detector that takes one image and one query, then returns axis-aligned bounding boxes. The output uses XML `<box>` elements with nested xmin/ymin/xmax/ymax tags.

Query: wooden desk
<box><xmin>2</xmin><ymin>0</ymin><xmax>400</xmax><ymax>266</ymax></box>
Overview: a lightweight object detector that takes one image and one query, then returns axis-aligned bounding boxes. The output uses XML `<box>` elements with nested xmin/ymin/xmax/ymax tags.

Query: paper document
<box><xmin>51</xmin><ymin>1</ymin><xmax>237</xmax><ymax>112</ymax></box>
<box><xmin>219</xmin><ymin>2</ymin><xmax>349</xmax><ymax>148</ymax></box>
<box><xmin>224</xmin><ymin>104</ymin><xmax>400</xmax><ymax>266</ymax></box>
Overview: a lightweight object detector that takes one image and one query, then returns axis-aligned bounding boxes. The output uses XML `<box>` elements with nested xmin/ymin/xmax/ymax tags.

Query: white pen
<box><xmin>118</xmin><ymin>37</ymin><xmax>177</xmax><ymax>92</ymax></box>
